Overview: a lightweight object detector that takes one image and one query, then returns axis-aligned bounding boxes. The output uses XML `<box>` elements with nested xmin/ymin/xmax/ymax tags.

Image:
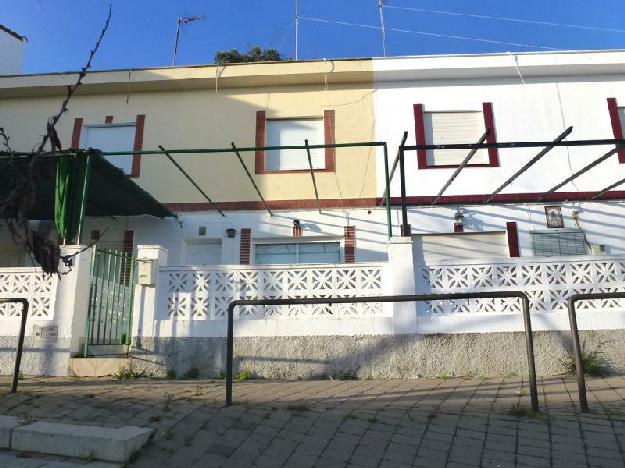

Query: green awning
<box><xmin>0</xmin><ymin>152</ymin><xmax>175</xmax><ymax>220</ymax></box>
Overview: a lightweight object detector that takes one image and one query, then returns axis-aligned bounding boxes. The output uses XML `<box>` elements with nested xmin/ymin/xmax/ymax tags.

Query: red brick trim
<box><xmin>324</xmin><ymin>110</ymin><xmax>336</xmax><ymax>172</ymax></box>
<box><xmin>240</xmin><ymin>228</ymin><xmax>251</xmax><ymax>265</ymax></box>
<box><xmin>123</xmin><ymin>230</ymin><xmax>134</xmax><ymax>253</ymax></box>
<box><xmin>255</xmin><ymin>111</ymin><xmax>266</xmax><ymax>173</ymax></box>
<box><xmin>165</xmin><ymin>189</ymin><xmax>625</xmax><ymax>213</ymax></box>
<box><xmin>104</xmin><ymin>115</ymin><xmax>114</xmax><ymax>124</ymax></box>
<box><xmin>414</xmin><ymin>104</ymin><xmax>428</xmax><ymax>169</ymax></box>
<box><xmin>292</xmin><ymin>225</ymin><xmax>303</xmax><ymax>237</ymax></box>
<box><xmin>506</xmin><ymin>222</ymin><xmax>520</xmax><ymax>257</ymax></box>
<box><xmin>482</xmin><ymin>102</ymin><xmax>500</xmax><ymax>166</ymax></box>
<box><xmin>71</xmin><ymin>118</ymin><xmax>83</xmax><ymax>149</ymax></box>
<box><xmin>131</xmin><ymin>114</ymin><xmax>145</xmax><ymax>178</ymax></box>
<box><xmin>344</xmin><ymin>226</ymin><xmax>356</xmax><ymax>263</ymax></box>
<box><xmin>607</xmin><ymin>98</ymin><xmax>625</xmax><ymax>164</ymax></box>
<box><xmin>414</xmin><ymin>103</ymin><xmax>499</xmax><ymax>169</ymax></box>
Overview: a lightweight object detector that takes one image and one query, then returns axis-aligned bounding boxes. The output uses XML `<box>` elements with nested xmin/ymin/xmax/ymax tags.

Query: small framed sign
<box><xmin>544</xmin><ymin>206</ymin><xmax>564</xmax><ymax>229</ymax></box>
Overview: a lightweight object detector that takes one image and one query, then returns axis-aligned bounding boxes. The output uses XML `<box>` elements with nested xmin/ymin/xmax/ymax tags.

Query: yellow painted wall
<box><xmin>0</xmin><ymin>60</ymin><xmax>376</xmax><ymax>204</ymax></box>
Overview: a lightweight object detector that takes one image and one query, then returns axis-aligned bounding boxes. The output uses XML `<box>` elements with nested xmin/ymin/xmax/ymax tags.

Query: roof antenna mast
<box><xmin>172</xmin><ymin>15</ymin><xmax>206</xmax><ymax>66</ymax></box>
<box><xmin>378</xmin><ymin>0</ymin><xmax>387</xmax><ymax>57</ymax></box>
<box><xmin>295</xmin><ymin>0</ymin><xmax>300</xmax><ymax>60</ymax></box>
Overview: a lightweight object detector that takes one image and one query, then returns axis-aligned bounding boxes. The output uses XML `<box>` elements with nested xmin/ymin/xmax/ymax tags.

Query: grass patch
<box><xmin>560</xmin><ymin>340</ymin><xmax>611</xmax><ymax>377</ymax></box>
<box><xmin>113</xmin><ymin>367</ymin><xmax>146</xmax><ymax>381</ymax></box>
<box><xmin>436</xmin><ymin>372</ymin><xmax>455</xmax><ymax>380</ymax></box>
<box><xmin>214</xmin><ymin>369</ymin><xmax>226</xmax><ymax>380</ymax></box>
<box><xmin>367</xmin><ymin>416</ymin><xmax>377</xmax><ymax>423</ymax></box>
<box><xmin>163</xmin><ymin>427</ymin><xmax>173</xmax><ymax>439</ymax></box>
<box><xmin>506</xmin><ymin>403</ymin><xmax>545</xmax><ymax>420</ymax></box>
<box><xmin>165</xmin><ymin>369</ymin><xmax>176</xmax><ymax>379</ymax></box>
<box><xmin>235</xmin><ymin>370</ymin><xmax>253</xmax><ymax>382</ymax></box>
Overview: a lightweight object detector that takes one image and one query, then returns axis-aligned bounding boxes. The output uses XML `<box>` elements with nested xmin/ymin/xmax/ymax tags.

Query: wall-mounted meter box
<box><xmin>137</xmin><ymin>258</ymin><xmax>157</xmax><ymax>286</ymax></box>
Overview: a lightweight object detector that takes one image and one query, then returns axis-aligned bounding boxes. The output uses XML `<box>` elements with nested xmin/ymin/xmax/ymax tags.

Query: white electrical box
<box><xmin>137</xmin><ymin>258</ymin><xmax>157</xmax><ymax>286</ymax></box>
<box><xmin>590</xmin><ymin>244</ymin><xmax>606</xmax><ymax>256</ymax></box>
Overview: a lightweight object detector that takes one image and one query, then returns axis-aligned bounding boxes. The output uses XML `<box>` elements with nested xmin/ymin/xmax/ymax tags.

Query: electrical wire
<box><xmin>383</xmin><ymin>5</ymin><xmax>625</xmax><ymax>35</ymax></box>
<box><xmin>300</xmin><ymin>16</ymin><xmax>557</xmax><ymax>51</ymax></box>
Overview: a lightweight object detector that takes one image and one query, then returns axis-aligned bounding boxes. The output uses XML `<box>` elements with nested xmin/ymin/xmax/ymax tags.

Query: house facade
<box><xmin>1</xmin><ymin>50</ymin><xmax>625</xmax><ymax>379</ymax></box>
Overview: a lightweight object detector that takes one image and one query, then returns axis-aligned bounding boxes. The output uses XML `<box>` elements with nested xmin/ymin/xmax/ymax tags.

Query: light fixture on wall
<box><xmin>226</xmin><ymin>228</ymin><xmax>237</xmax><ymax>239</ymax></box>
<box><xmin>454</xmin><ymin>209</ymin><xmax>465</xmax><ymax>233</ymax></box>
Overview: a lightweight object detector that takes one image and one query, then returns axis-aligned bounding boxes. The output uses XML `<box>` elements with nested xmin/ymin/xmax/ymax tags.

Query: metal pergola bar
<box><xmin>484</xmin><ymin>127</ymin><xmax>573</xmax><ymax>204</ymax></box>
<box><xmin>231</xmin><ymin>143</ymin><xmax>273</xmax><ymax>217</ymax></box>
<box><xmin>380</xmin><ymin>131</ymin><xmax>408</xmax><ymax>208</ymax></box>
<box><xmin>541</xmin><ymin>146</ymin><xmax>621</xmax><ymax>200</ymax></box>
<box><xmin>158</xmin><ymin>145</ymin><xmax>225</xmax><ymax>217</ymax></box>
<box><xmin>401</xmin><ymin>137</ymin><xmax>625</xmax><ymax>151</ymax></box>
<box><xmin>304</xmin><ymin>139</ymin><xmax>322</xmax><ymax>214</ymax></box>
<box><xmin>590</xmin><ymin>175</ymin><xmax>625</xmax><ymax>200</ymax></box>
<box><xmin>432</xmin><ymin>130</ymin><xmax>490</xmax><ymax>205</ymax></box>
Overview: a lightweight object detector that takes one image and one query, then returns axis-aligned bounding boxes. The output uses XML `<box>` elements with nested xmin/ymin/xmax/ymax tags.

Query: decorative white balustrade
<box><xmin>0</xmin><ymin>268</ymin><xmax>57</xmax><ymax>319</ymax></box>
<box><xmin>164</xmin><ymin>263</ymin><xmax>387</xmax><ymax>320</ymax></box>
<box><xmin>419</xmin><ymin>256</ymin><xmax>625</xmax><ymax>315</ymax></box>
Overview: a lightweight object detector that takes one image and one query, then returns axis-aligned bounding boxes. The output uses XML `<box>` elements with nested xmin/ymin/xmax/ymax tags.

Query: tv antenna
<box><xmin>295</xmin><ymin>0</ymin><xmax>300</xmax><ymax>60</ymax></box>
<box><xmin>172</xmin><ymin>15</ymin><xmax>206</xmax><ymax>66</ymax></box>
<box><xmin>378</xmin><ymin>0</ymin><xmax>387</xmax><ymax>57</ymax></box>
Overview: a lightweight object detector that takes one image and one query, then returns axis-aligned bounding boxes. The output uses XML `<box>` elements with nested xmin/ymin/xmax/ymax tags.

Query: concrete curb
<box><xmin>2</xmin><ymin>419</ymin><xmax>153</xmax><ymax>463</ymax></box>
<box><xmin>0</xmin><ymin>452</ymin><xmax>117</xmax><ymax>467</ymax></box>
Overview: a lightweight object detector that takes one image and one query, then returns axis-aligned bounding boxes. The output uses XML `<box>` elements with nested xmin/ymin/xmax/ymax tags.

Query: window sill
<box><xmin>418</xmin><ymin>163</ymin><xmax>499</xmax><ymax>170</ymax></box>
<box><xmin>256</xmin><ymin>167</ymin><xmax>334</xmax><ymax>175</ymax></box>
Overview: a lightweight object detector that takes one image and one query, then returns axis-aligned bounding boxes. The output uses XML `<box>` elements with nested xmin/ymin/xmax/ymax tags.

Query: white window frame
<box><xmin>265</xmin><ymin>117</ymin><xmax>325</xmax><ymax>171</ymax></box>
<box><xmin>424</xmin><ymin>110</ymin><xmax>489</xmax><ymax>167</ymax></box>
<box><xmin>252</xmin><ymin>238</ymin><xmax>343</xmax><ymax>265</ymax></box>
<box><xmin>80</xmin><ymin>123</ymin><xmax>136</xmax><ymax>175</ymax></box>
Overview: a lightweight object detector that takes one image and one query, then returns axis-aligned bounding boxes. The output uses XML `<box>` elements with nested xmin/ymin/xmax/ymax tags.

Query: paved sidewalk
<box><xmin>1</xmin><ymin>375</ymin><xmax>625</xmax><ymax>467</ymax></box>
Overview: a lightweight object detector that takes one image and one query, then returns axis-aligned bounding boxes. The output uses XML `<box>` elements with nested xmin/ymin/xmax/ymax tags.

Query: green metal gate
<box><xmin>83</xmin><ymin>248</ymin><xmax>137</xmax><ymax>356</ymax></box>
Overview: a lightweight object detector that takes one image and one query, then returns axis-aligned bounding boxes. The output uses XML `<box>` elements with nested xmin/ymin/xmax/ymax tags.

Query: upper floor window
<box><xmin>81</xmin><ymin>124</ymin><xmax>136</xmax><ymax>175</ymax></box>
<box><xmin>607</xmin><ymin>97</ymin><xmax>625</xmax><ymax>164</ymax></box>
<box><xmin>255</xmin><ymin>110</ymin><xmax>336</xmax><ymax>173</ymax></box>
<box><xmin>531</xmin><ymin>229</ymin><xmax>587</xmax><ymax>257</ymax></box>
<box><xmin>75</xmin><ymin>114</ymin><xmax>145</xmax><ymax>178</ymax></box>
<box><xmin>265</xmin><ymin>119</ymin><xmax>325</xmax><ymax>171</ymax></box>
<box><xmin>414</xmin><ymin>103</ymin><xmax>499</xmax><ymax>169</ymax></box>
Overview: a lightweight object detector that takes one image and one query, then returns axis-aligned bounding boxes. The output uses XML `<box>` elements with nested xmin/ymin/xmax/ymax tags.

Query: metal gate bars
<box><xmin>83</xmin><ymin>248</ymin><xmax>137</xmax><ymax>356</ymax></box>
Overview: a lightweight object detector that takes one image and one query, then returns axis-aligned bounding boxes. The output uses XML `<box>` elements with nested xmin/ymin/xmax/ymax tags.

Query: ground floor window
<box><xmin>184</xmin><ymin>240</ymin><xmax>222</xmax><ymax>266</ymax></box>
<box><xmin>531</xmin><ymin>229</ymin><xmax>587</xmax><ymax>257</ymax></box>
<box><xmin>255</xmin><ymin>241</ymin><xmax>341</xmax><ymax>265</ymax></box>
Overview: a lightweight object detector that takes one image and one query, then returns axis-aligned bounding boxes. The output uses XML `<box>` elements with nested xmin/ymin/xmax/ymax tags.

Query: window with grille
<box><xmin>80</xmin><ymin>124</ymin><xmax>136</xmax><ymax>175</ymax></box>
<box><xmin>620</xmin><ymin>107</ymin><xmax>625</xmax><ymax>135</ymax></box>
<box><xmin>424</xmin><ymin>111</ymin><xmax>489</xmax><ymax>166</ymax></box>
<box><xmin>254</xmin><ymin>241</ymin><xmax>340</xmax><ymax>265</ymax></box>
<box><xmin>265</xmin><ymin>119</ymin><xmax>324</xmax><ymax>171</ymax></box>
<box><xmin>531</xmin><ymin>230</ymin><xmax>587</xmax><ymax>257</ymax></box>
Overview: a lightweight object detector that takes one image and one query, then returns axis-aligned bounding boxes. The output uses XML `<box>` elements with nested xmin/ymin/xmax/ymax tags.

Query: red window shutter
<box><xmin>344</xmin><ymin>226</ymin><xmax>356</xmax><ymax>263</ymax></box>
<box><xmin>104</xmin><ymin>115</ymin><xmax>114</xmax><ymax>124</ymax></box>
<box><xmin>413</xmin><ymin>104</ymin><xmax>427</xmax><ymax>169</ymax></box>
<box><xmin>255</xmin><ymin>111</ymin><xmax>266</xmax><ymax>173</ymax></box>
<box><xmin>324</xmin><ymin>110</ymin><xmax>336</xmax><ymax>171</ymax></box>
<box><xmin>240</xmin><ymin>228</ymin><xmax>252</xmax><ymax>265</ymax></box>
<box><xmin>71</xmin><ymin>118</ymin><xmax>83</xmax><ymax>149</ymax></box>
<box><xmin>123</xmin><ymin>230</ymin><xmax>134</xmax><ymax>254</ymax></box>
<box><xmin>607</xmin><ymin>98</ymin><xmax>625</xmax><ymax>164</ymax></box>
<box><xmin>506</xmin><ymin>222</ymin><xmax>520</xmax><ymax>258</ymax></box>
<box><xmin>482</xmin><ymin>102</ymin><xmax>500</xmax><ymax>166</ymax></box>
<box><xmin>131</xmin><ymin>114</ymin><xmax>145</xmax><ymax>178</ymax></box>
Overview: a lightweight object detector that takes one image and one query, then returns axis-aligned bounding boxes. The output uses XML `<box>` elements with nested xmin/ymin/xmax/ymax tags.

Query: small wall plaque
<box><xmin>32</xmin><ymin>325</ymin><xmax>58</xmax><ymax>344</ymax></box>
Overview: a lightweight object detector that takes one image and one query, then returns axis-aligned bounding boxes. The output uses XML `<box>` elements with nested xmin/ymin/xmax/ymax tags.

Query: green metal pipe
<box><xmin>382</xmin><ymin>143</ymin><xmax>392</xmax><ymax>239</ymax></box>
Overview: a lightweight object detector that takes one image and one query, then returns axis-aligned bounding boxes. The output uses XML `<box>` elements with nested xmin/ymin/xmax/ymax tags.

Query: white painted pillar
<box><xmin>387</xmin><ymin>237</ymin><xmax>418</xmax><ymax>334</ymax></box>
<box><xmin>132</xmin><ymin>245</ymin><xmax>168</xmax><ymax>341</ymax></box>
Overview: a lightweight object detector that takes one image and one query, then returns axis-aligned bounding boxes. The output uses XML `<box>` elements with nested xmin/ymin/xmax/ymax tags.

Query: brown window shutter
<box><xmin>105</xmin><ymin>115</ymin><xmax>114</xmax><ymax>124</ymax></box>
<box><xmin>240</xmin><ymin>228</ymin><xmax>252</xmax><ymax>265</ymax></box>
<box><xmin>413</xmin><ymin>104</ymin><xmax>427</xmax><ymax>169</ymax></box>
<box><xmin>344</xmin><ymin>226</ymin><xmax>356</xmax><ymax>263</ymax></box>
<box><xmin>324</xmin><ymin>110</ymin><xmax>336</xmax><ymax>171</ymax></box>
<box><xmin>506</xmin><ymin>222</ymin><xmax>520</xmax><ymax>258</ymax></box>
<box><xmin>123</xmin><ymin>230</ymin><xmax>134</xmax><ymax>254</ymax></box>
<box><xmin>607</xmin><ymin>98</ymin><xmax>625</xmax><ymax>163</ymax></box>
<box><xmin>131</xmin><ymin>114</ymin><xmax>145</xmax><ymax>178</ymax></box>
<box><xmin>482</xmin><ymin>102</ymin><xmax>500</xmax><ymax>166</ymax></box>
<box><xmin>255</xmin><ymin>111</ymin><xmax>266</xmax><ymax>173</ymax></box>
<box><xmin>71</xmin><ymin>118</ymin><xmax>83</xmax><ymax>149</ymax></box>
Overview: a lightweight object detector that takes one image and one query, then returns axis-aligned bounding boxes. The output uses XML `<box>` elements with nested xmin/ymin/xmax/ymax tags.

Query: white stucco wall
<box><xmin>0</xmin><ymin>29</ymin><xmax>25</xmax><ymax>75</ymax></box>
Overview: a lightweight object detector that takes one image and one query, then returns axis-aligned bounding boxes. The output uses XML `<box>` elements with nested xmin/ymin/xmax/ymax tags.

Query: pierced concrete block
<box><xmin>12</xmin><ymin>421</ymin><xmax>153</xmax><ymax>462</ymax></box>
<box><xmin>0</xmin><ymin>415</ymin><xmax>19</xmax><ymax>449</ymax></box>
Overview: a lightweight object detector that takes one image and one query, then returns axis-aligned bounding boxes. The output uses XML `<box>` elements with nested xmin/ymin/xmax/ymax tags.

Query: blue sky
<box><xmin>3</xmin><ymin>0</ymin><xmax>625</xmax><ymax>73</ymax></box>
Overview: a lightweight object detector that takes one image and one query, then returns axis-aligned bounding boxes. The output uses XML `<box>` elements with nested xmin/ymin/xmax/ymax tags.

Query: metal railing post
<box><xmin>2</xmin><ymin>298</ymin><xmax>30</xmax><ymax>393</ymax></box>
<box><xmin>567</xmin><ymin>295</ymin><xmax>589</xmax><ymax>412</ymax></box>
<box><xmin>398</xmin><ymin>146</ymin><xmax>409</xmax><ymax>236</ymax></box>
<box><xmin>226</xmin><ymin>292</ymin><xmax>539</xmax><ymax>412</ymax></box>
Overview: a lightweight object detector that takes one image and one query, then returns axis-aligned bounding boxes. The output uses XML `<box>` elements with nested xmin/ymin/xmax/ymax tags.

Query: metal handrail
<box><xmin>226</xmin><ymin>291</ymin><xmax>539</xmax><ymax>412</ymax></box>
<box><xmin>1</xmin><ymin>298</ymin><xmax>29</xmax><ymax>393</ymax></box>
<box><xmin>567</xmin><ymin>292</ymin><xmax>625</xmax><ymax>413</ymax></box>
